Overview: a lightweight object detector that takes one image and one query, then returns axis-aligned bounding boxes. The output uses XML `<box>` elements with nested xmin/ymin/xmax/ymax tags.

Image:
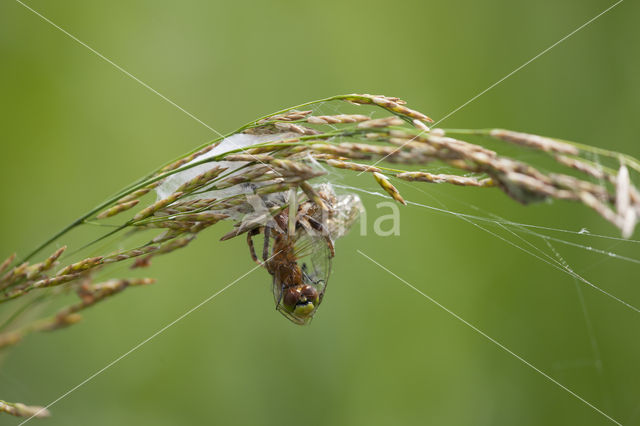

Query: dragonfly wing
<box><xmin>293</xmin><ymin>232</ymin><xmax>332</xmax><ymax>300</ymax></box>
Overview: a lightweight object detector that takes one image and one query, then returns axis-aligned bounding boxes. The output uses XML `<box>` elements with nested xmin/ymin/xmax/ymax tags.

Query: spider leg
<box><xmin>324</xmin><ymin>236</ymin><xmax>335</xmax><ymax>258</ymax></box>
<box><xmin>296</xmin><ymin>202</ymin><xmax>312</xmax><ymax>222</ymax></box>
<box><xmin>275</xmin><ymin>278</ymin><xmax>284</xmax><ymax>309</ymax></box>
<box><xmin>297</xmin><ymin>217</ymin><xmax>314</xmax><ymax>235</ymax></box>
<box><xmin>246</xmin><ymin>227</ymin><xmax>262</xmax><ymax>265</ymax></box>
<box><xmin>263</xmin><ymin>226</ymin><xmax>271</xmax><ymax>263</ymax></box>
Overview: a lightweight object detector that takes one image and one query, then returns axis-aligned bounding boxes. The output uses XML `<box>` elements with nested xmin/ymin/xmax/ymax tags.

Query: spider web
<box><xmin>334</xmin><ymin>166</ymin><xmax>640</xmax><ymax>423</ymax></box>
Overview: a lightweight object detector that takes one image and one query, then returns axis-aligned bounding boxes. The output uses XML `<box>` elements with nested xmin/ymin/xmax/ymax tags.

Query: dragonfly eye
<box><xmin>300</xmin><ymin>285</ymin><xmax>319</xmax><ymax>303</ymax></box>
<box><xmin>283</xmin><ymin>287</ymin><xmax>301</xmax><ymax>308</ymax></box>
<box><xmin>282</xmin><ymin>285</ymin><xmax>319</xmax><ymax>316</ymax></box>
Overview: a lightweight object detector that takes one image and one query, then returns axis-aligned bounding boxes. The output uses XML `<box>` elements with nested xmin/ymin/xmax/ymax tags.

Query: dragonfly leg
<box><xmin>301</xmin><ymin>263</ymin><xmax>326</xmax><ymax>286</ymax></box>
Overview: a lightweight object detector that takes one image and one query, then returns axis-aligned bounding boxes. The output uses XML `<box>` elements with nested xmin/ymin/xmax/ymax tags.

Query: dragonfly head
<box><xmin>279</xmin><ymin>284</ymin><xmax>320</xmax><ymax>324</ymax></box>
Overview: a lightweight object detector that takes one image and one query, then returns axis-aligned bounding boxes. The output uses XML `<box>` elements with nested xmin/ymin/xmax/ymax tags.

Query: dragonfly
<box><xmin>240</xmin><ymin>184</ymin><xmax>359</xmax><ymax>325</ymax></box>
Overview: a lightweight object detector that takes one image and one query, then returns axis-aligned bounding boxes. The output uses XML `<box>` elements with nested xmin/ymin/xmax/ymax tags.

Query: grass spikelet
<box><xmin>300</xmin><ymin>181</ymin><xmax>328</xmax><ymax>211</ymax></box>
<box><xmin>56</xmin><ymin>256</ymin><xmax>103</xmax><ymax>276</ymax></box>
<box><xmin>489</xmin><ymin>129</ymin><xmax>579</xmax><ymax>155</ymax></box>
<box><xmin>373</xmin><ymin>172</ymin><xmax>406</xmax><ymax>205</ymax></box>
<box><xmin>171</xmin><ymin>212</ymin><xmax>229</xmax><ymax>223</ymax></box>
<box><xmin>269</xmin><ymin>159</ymin><xmax>325</xmax><ymax>180</ymax></box>
<box><xmin>155</xmin><ymin>235</ymin><xmax>196</xmax><ymax>255</ymax></box>
<box><xmin>42</xmin><ymin>246</ymin><xmax>66</xmax><ymax>270</ymax></box>
<box><xmin>224</xmin><ymin>154</ymin><xmax>274</xmax><ymax>163</ymax></box>
<box><xmin>555</xmin><ymin>155</ymin><xmax>609</xmax><ymax>181</ymax></box>
<box><xmin>0</xmin><ymin>401</ymin><xmax>50</xmax><ymax>419</ymax></box>
<box><xmin>396</xmin><ymin>171</ymin><xmax>494</xmax><ymax>187</ymax></box>
<box><xmin>0</xmin><ymin>278</ymin><xmax>155</xmax><ymax>349</ymax></box>
<box><xmin>307</xmin><ymin>114</ymin><xmax>370</xmax><ymax>124</ymax></box>
<box><xmin>255</xmin><ymin>181</ymin><xmax>290</xmax><ymax>195</ymax></box>
<box><xmin>326</xmin><ymin>159</ymin><xmax>382</xmax><ymax>173</ymax></box>
<box><xmin>578</xmin><ymin>191</ymin><xmax>620</xmax><ymax>228</ymax></box>
<box><xmin>27</xmin><ymin>273</ymin><xmax>84</xmax><ymax>292</ymax></box>
<box><xmin>103</xmin><ymin>245</ymin><xmax>159</xmax><ymax>264</ymax></box>
<box><xmin>616</xmin><ymin>164</ymin><xmax>631</xmax><ymax>214</ymax></box>
<box><xmin>2</xmin><ymin>273</ymin><xmax>84</xmax><ymax>302</ymax></box>
<box><xmin>160</xmin><ymin>144</ymin><xmax>218</xmax><ymax>173</ymax></box>
<box><xmin>273</xmin><ymin>122</ymin><xmax>320</xmax><ymax>135</ymax></box>
<box><xmin>116</xmin><ymin>187</ymin><xmax>153</xmax><ymax>204</ymax></box>
<box><xmin>357</xmin><ymin>116</ymin><xmax>404</xmax><ymax>129</ymax></box>
<box><xmin>342</xmin><ymin>94</ymin><xmax>433</xmax><ymax>122</ymax></box>
<box><xmin>175</xmin><ymin>166</ymin><xmax>227</xmax><ymax>193</ymax></box>
<box><xmin>133</xmin><ymin>192</ymin><xmax>184</xmax><ymax>221</ymax></box>
<box><xmin>0</xmin><ymin>262</ymin><xmax>29</xmax><ymax>290</ymax></box>
<box><xmin>25</xmin><ymin>246</ymin><xmax>67</xmax><ymax>280</ymax></box>
<box><xmin>412</xmin><ymin>119</ymin><xmax>430</xmax><ymax>132</ymax></box>
<box><xmin>97</xmin><ymin>200</ymin><xmax>140</xmax><ymax>219</ymax></box>
<box><xmin>259</xmin><ymin>110</ymin><xmax>312</xmax><ymax>123</ymax></box>
<box><xmin>0</xmin><ymin>254</ymin><xmax>16</xmax><ymax>274</ymax></box>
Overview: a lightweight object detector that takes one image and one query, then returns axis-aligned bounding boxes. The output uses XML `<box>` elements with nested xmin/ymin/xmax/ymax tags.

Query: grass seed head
<box><xmin>326</xmin><ymin>159</ymin><xmax>382</xmax><ymax>173</ymax></box>
<box><xmin>396</xmin><ymin>172</ymin><xmax>494</xmax><ymax>187</ymax></box>
<box><xmin>133</xmin><ymin>192</ymin><xmax>184</xmax><ymax>221</ymax></box>
<box><xmin>373</xmin><ymin>172</ymin><xmax>406</xmax><ymax>205</ymax></box>
<box><xmin>307</xmin><ymin>114</ymin><xmax>371</xmax><ymax>124</ymax></box>
<box><xmin>0</xmin><ymin>254</ymin><xmax>16</xmax><ymax>274</ymax></box>
<box><xmin>357</xmin><ymin>116</ymin><xmax>405</xmax><ymax>129</ymax></box>
<box><xmin>97</xmin><ymin>200</ymin><xmax>140</xmax><ymax>219</ymax></box>
<box><xmin>490</xmin><ymin>129</ymin><xmax>579</xmax><ymax>155</ymax></box>
<box><xmin>0</xmin><ymin>401</ymin><xmax>50</xmax><ymax>419</ymax></box>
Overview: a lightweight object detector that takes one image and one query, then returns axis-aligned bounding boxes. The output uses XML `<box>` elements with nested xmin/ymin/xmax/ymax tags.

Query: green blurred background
<box><xmin>1</xmin><ymin>0</ymin><xmax>639</xmax><ymax>425</ymax></box>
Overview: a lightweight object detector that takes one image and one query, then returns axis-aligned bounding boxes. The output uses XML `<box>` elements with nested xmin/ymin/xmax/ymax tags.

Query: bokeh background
<box><xmin>1</xmin><ymin>0</ymin><xmax>639</xmax><ymax>425</ymax></box>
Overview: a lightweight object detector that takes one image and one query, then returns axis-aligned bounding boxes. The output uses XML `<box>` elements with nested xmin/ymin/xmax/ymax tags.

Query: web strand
<box><xmin>358</xmin><ymin>250</ymin><xmax>622</xmax><ymax>426</ymax></box>
<box><xmin>335</xmin><ymin>183</ymin><xmax>640</xmax><ymax>314</ymax></box>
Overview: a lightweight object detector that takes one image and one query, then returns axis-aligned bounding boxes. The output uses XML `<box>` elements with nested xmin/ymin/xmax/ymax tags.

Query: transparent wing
<box><xmin>294</xmin><ymin>232</ymin><xmax>332</xmax><ymax>299</ymax></box>
<box><xmin>270</xmin><ymin>230</ymin><xmax>333</xmax><ymax>325</ymax></box>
